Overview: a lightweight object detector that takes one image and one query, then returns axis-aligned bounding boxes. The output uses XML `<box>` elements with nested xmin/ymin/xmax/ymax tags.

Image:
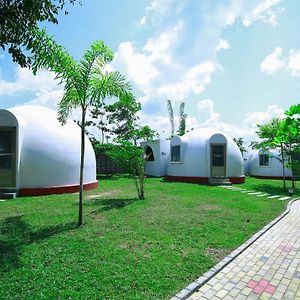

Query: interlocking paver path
<box><xmin>187</xmin><ymin>200</ymin><xmax>300</xmax><ymax>299</ymax></box>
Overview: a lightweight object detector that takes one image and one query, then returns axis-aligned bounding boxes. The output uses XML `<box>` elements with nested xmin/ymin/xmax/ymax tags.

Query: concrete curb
<box><xmin>171</xmin><ymin>198</ymin><xmax>300</xmax><ymax>300</ymax></box>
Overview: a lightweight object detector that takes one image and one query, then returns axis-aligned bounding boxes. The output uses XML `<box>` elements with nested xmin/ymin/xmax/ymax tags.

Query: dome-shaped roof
<box><xmin>167</xmin><ymin>127</ymin><xmax>243</xmax><ymax>179</ymax></box>
<box><xmin>180</xmin><ymin>128</ymin><xmax>230</xmax><ymax>144</ymax></box>
<box><xmin>247</xmin><ymin>149</ymin><xmax>292</xmax><ymax>178</ymax></box>
<box><xmin>5</xmin><ymin>105</ymin><xmax>97</xmax><ymax>195</ymax></box>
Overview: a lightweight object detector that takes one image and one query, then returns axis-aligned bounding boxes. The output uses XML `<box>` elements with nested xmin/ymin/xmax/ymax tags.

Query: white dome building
<box><xmin>0</xmin><ymin>105</ymin><xmax>98</xmax><ymax>196</ymax></box>
<box><xmin>140</xmin><ymin>139</ymin><xmax>170</xmax><ymax>177</ymax></box>
<box><xmin>142</xmin><ymin>128</ymin><xmax>244</xmax><ymax>184</ymax></box>
<box><xmin>166</xmin><ymin>129</ymin><xmax>244</xmax><ymax>184</ymax></box>
<box><xmin>247</xmin><ymin>149</ymin><xmax>293</xmax><ymax>179</ymax></box>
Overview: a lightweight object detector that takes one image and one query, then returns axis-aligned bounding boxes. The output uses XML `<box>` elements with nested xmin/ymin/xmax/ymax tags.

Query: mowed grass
<box><xmin>242</xmin><ymin>176</ymin><xmax>300</xmax><ymax>197</ymax></box>
<box><xmin>0</xmin><ymin>176</ymin><xmax>286</xmax><ymax>300</ymax></box>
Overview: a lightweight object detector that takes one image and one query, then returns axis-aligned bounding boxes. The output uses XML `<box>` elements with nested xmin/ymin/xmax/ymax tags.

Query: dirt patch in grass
<box><xmin>205</xmin><ymin>247</ymin><xmax>229</xmax><ymax>263</ymax></box>
<box><xmin>88</xmin><ymin>190</ymin><xmax>119</xmax><ymax>199</ymax></box>
<box><xmin>200</xmin><ymin>204</ymin><xmax>220</xmax><ymax>211</ymax></box>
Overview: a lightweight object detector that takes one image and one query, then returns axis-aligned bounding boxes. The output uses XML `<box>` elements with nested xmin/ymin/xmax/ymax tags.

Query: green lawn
<box><xmin>0</xmin><ymin>176</ymin><xmax>287</xmax><ymax>300</ymax></box>
<box><xmin>242</xmin><ymin>176</ymin><xmax>300</xmax><ymax>197</ymax></box>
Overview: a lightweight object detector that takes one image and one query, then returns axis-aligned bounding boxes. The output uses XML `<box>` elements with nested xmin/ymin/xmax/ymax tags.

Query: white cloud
<box><xmin>112</xmin><ymin>42</ymin><xmax>158</xmax><ymax>87</ymax></box>
<box><xmin>287</xmin><ymin>49</ymin><xmax>300</xmax><ymax>77</ymax></box>
<box><xmin>0</xmin><ymin>67</ymin><xmax>61</xmax><ymax>96</ymax></box>
<box><xmin>244</xmin><ymin>104</ymin><xmax>284</xmax><ymax>128</ymax></box>
<box><xmin>243</xmin><ymin>0</ymin><xmax>282</xmax><ymax>27</ymax></box>
<box><xmin>143</xmin><ymin>20</ymin><xmax>183</xmax><ymax>64</ymax></box>
<box><xmin>145</xmin><ymin>0</ymin><xmax>178</xmax><ymax>25</ymax></box>
<box><xmin>156</xmin><ymin>61</ymin><xmax>218</xmax><ymax>100</ymax></box>
<box><xmin>139</xmin><ymin>16</ymin><xmax>147</xmax><ymax>26</ymax></box>
<box><xmin>260</xmin><ymin>48</ymin><xmax>300</xmax><ymax>77</ymax></box>
<box><xmin>113</xmin><ymin>19</ymin><xmax>218</xmax><ymax>103</ymax></box>
<box><xmin>197</xmin><ymin>99</ymin><xmax>220</xmax><ymax>124</ymax></box>
<box><xmin>215</xmin><ymin>39</ymin><xmax>230</xmax><ymax>52</ymax></box>
<box><xmin>260</xmin><ymin>47</ymin><xmax>285</xmax><ymax>74</ymax></box>
<box><xmin>0</xmin><ymin>67</ymin><xmax>64</xmax><ymax>110</ymax></box>
<box><xmin>27</xmin><ymin>89</ymin><xmax>63</xmax><ymax>109</ymax></box>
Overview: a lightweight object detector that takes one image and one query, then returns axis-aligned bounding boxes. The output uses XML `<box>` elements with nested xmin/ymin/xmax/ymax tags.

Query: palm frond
<box><xmin>90</xmin><ymin>71</ymin><xmax>132</xmax><ymax>106</ymax></box>
<box><xmin>167</xmin><ymin>99</ymin><xmax>175</xmax><ymax>137</ymax></box>
<box><xmin>58</xmin><ymin>87</ymin><xmax>80</xmax><ymax>124</ymax></box>
<box><xmin>29</xmin><ymin>28</ymin><xmax>82</xmax><ymax>97</ymax></box>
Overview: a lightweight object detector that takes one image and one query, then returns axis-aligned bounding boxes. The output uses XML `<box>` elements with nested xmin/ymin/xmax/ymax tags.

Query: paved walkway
<box><xmin>186</xmin><ymin>200</ymin><xmax>300</xmax><ymax>300</ymax></box>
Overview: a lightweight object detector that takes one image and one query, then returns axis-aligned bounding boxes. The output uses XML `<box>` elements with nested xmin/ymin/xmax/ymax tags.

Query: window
<box><xmin>259</xmin><ymin>154</ymin><xmax>269</xmax><ymax>166</ymax></box>
<box><xmin>171</xmin><ymin>145</ymin><xmax>180</xmax><ymax>162</ymax></box>
<box><xmin>0</xmin><ymin>128</ymin><xmax>16</xmax><ymax>187</ymax></box>
<box><xmin>145</xmin><ymin>146</ymin><xmax>154</xmax><ymax>161</ymax></box>
<box><xmin>211</xmin><ymin>145</ymin><xmax>225</xmax><ymax>167</ymax></box>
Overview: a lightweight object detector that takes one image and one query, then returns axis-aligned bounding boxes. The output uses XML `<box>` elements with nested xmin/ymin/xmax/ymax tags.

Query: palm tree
<box><xmin>30</xmin><ymin>29</ymin><xmax>131</xmax><ymax>226</ymax></box>
<box><xmin>167</xmin><ymin>99</ymin><xmax>175</xmax><ymax>137</ymax></box>
<box><xmin>167</xmin><ymin>99</ymin><xmax>187</xmax><ymax>137</ymax></box>
<box><xmin>178</xmin><ymin>101</ymin><xmax>187</xmax><ymax>136</ymax></box>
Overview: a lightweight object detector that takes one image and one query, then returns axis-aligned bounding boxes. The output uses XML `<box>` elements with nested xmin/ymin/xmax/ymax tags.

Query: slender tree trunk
<box><xmin>280</xmin><ymin>143</ymin><xmax>286</xmax><ymax>190</ymax></box>
<box><xmin>289</xmin><ymin>143</ymin><xmax>296</xmax><ymax>189</ymax></box>
<box><xmin>101</xmin><ymin>127</ymin><xmax>105</xmax><ymax>144</ymax></box>
<box><xmin>78</xmin><ymin>108</ymin><xmax>86</xmax><ymax>227</ymax></box>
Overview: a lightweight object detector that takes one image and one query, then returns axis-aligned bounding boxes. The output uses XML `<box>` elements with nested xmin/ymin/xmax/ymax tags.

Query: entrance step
<box><xmin>209</xmin><ymin>178</ymin><xmax>232</xmax><ymax>186</ymax></box>
<box><xmin>0</xmin><ymin>193</ymin><xmax>17</xmax><ymax>199</ymax></box>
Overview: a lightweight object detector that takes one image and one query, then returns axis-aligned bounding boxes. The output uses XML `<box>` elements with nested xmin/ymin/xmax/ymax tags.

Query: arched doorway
<box><xmin>0</xmin><ymin>127</ymin><xmax>16</xmax><ymax>188</ymax></box>
<box><xmin>145</xmin><ymin>146</ymin><xmax>154</xmax><ymax>161</ymax></box>
<box><xmin>209</xmin><ymin>134</ymin><xmax>227</xmax><ymax>178</ymax></box>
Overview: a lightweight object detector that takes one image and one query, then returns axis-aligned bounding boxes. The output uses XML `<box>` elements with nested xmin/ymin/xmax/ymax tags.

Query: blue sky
<box><xmin>1</xmin><ymin>0</ymin><xmax>300</xmax><ymax>144</ymax></box>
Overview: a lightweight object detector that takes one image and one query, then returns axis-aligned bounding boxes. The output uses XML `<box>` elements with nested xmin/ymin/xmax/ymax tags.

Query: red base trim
<box><xmin>165</xmin><ymin>176</ymin><xmax>245</xmax><ymax>184</ymax></box>
<box><xmin>229</xmin><ymin>176</ymin><xmax>245</xmax><ymax>184</ymax></box>
<box><xmin>166</xmin><ymin>176</ymin><xmax>209</xmax><ymax>184</ymax></box>
<box><xmin>18</xmin><ymin>181</ymin><xmax>98</xmax><ymax>196</ymax></box>
<box><xmin>250</xmin><ymin>175</ymin><xmax>293</xmax><ymax>180</ymax></box>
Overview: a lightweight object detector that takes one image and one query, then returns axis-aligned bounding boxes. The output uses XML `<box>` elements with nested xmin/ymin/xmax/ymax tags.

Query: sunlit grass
<box><xmin>0</xmin><ymin>176</ymin><xmax>286</xmax><ymax>299</ymax></box>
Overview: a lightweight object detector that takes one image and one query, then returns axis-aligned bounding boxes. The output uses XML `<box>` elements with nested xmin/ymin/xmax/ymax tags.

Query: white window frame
<box><xmin>259</xmin><ymin>153</ymin><xmax>270</xmax><ymax>167</ymax></box>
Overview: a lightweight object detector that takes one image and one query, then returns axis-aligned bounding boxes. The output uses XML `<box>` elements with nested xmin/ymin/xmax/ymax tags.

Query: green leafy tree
<box><xmin>106</xmin><ymin>142</ymin><xmax>145</xmax><ymax>199</ymax></box>
<box><xmin>252</xmin><ymin>118</ymin><xmax>288</xmax><ymax>189</ymax></box>
<box><xmin>253</xmin><ymin>108</ymin><xmax>300</xmax><ymax>190</ymax></box>
<box><xmin>30</xmin><ymin>29</ymin><xmax>131</xmax><ymax>226</ymax></box>
<box><xmin>178</xmin><ymin>101</ymin><xmax>187</xmax><ymax>136</ymax></box>
<box><xmin>87</xmin><ymin>93</ymin><xmax>156</xmax><ymax>146</ymax></box>
<box><xmin>100</xmin><ymin>118</ymin><xmax>156</xmax><ymax>199</ymax></box>
<box><xmin>106</xmin><ymin>93</ymin><xmax>141</xmax><ymax>142</ymax></box>
<box><xmin>282</xmin><ymin>104</ymin><xmax>300</xmax><ymax>188</ymax></box>
<box><xmin>0</xmin><ymin>0</ymin><xmax>78</xmax><ymax>67</ymax></box>
<box><xmin>233</xmin><ymin>137</ymin><xmax>247</xmax><ymax>156</ymax></box>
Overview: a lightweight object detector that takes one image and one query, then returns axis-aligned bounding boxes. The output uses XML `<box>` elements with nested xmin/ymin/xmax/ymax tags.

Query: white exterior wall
<box><xmin>248</xmin><ymin>150</ymin><xmax>292</xmax><ymax>177</ymax></box>
<box><xmin>225</xmin><ymin>138</ymin><xmax>244</xmax><ymax>177</ymax></box>
<box><xmin>166</xmin><ymin>128</ymin><xmax>244</xmax><ymax>178</ymax></box>
<box><xmin>142</xmin><ymin>139</ymin><xmax>170</xmax><ymax>177</ymax></box>
<box><xmin>1</xmin><ymin>105</ymin><xmax>97</xmax><ymax>190</ymax></box>
<box><xmin>167</xmin><ymin>133</ymin><xmax>208</xmax><ymax>177</ymax></box>
<box><xmin>159</xmin><ymin>139</ymin><xmax>170</xmax><ymax>175</ymax></box>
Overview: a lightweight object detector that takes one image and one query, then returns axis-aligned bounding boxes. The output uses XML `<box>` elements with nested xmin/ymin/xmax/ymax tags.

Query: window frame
<box><xmin>0</xmin><ymin>127</ymin><xmax>17</xmax><ymax>188</ymax></box>
<box><xmin>171</xmin><ymin>144</ymin><xmax>181</xmax><ymax>163</ymax></box>
<box><xmin>259</xmin><ymin>153</ymin><xmax>270</xmax><ymax>167</ymax></box>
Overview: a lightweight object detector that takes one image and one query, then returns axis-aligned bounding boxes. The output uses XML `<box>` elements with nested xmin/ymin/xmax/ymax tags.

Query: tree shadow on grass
<box><xmin>87</xmin><ymin>197</ymin><xmax>138</xmax><ymax>213</ymax></box>
<box><xmin>96</xmin><ymin>174</ymin><xmax>119</xmax><ymax>181</ymax></box>
<box><xmin>159</xmin><ymin>177</ymin><xmax>209</xmax><ymax>186</ymax></box>
<box><xmin>96</xmin><ymin>174</ymin><xmax>133</xmax><ymax>181</ymax></box>
<box><xmin>249</xmin><ymin>184</ymin><xmax>299</xmax><ymax>196</ymax></box>
<box><xmin>0</xmin><ymin>215</ymin><xmax>76</xmax><ymax>272</ymax></box>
